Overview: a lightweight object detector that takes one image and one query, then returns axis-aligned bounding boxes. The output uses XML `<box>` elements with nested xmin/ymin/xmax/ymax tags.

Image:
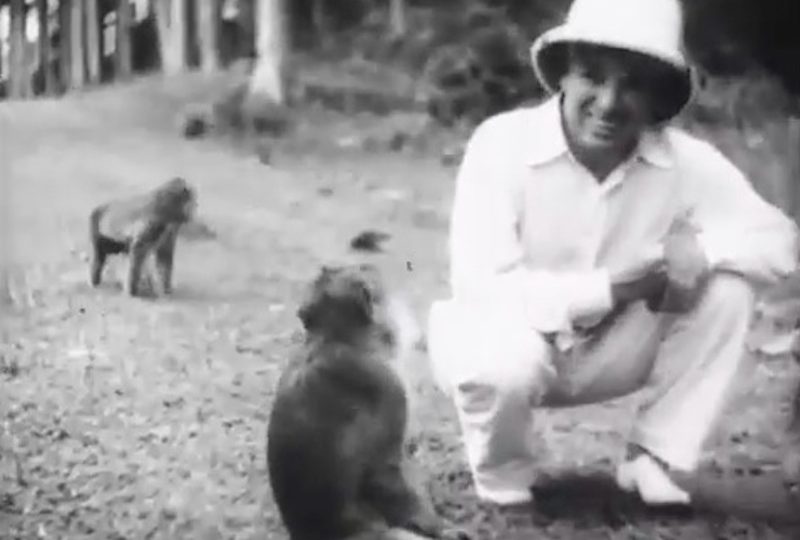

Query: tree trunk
<box><xmin>238</xmin><ymin>0</ymin><xmax>256</xmax><ymax>58</ymax></box>
<box><xmin>85</xmin><ymin>0</ymin><xmax>101</xmax><ymax>83</ymax></box>
<box><xmin>9</xmin><ymin>0</ymin><xmax>28</xmax><ymax>99</ymax></box>
<box><xmin>154</xmin><ymin>0</ymin><xmax>188</xmax><ymax>75</ymax></box>
<box><xmin>197</xmin><ymin>0</ymin><xmax>220</xmax><ymax>73</ymax></box>
<box><xmin>59</xmin><ymin>0</ymin><xmax>72</xmax><ymax>89</ymax></box>
<box><xmin>788</xmin><ymin>118</ymin><xmax>800</xmax><ymax>222</ymax></box>
<box><xmin>389</xmin><ymin>0</ymin><xmax>407</xmax><ymax>39</ymax></box>
<box><xmin>0</xmin><ymin>121</ymin><xmax>10</xmax><ymax>305</ymax></box>
<box><xmin>116</xmin><ymin>0</ymin><xmax>133</xmax><ymax>79</ymax></box>
<box><xmin>37</xmin><ymin>0</ymin><xmax>55</xmax><ymax>95</ymax></box>
<box><xmin>169</xmin><ymin>0</ymin><xmax>188</xmax><ymax>74</ymax></box>
<box><xmin>249</xmin><ymin>0</ymin><xmax>288</xmax><ymax>105</ymax></box>
<box><xmin>70</xmin><ymin>0</ymin><xmax>86</xmax><ymax>89</ymax></box>
<box><xmin>311</xmin><ymin>0</ymin><xmax>329</xmax><ymax>49</ymax></box>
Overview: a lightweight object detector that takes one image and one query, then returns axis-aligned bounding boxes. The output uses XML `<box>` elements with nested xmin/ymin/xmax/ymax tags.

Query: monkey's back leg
<box><xmin>268</xmin><ymin>407</ymin><xmax>389</xmax><ymax>540</ymax></box>
<box><xmin>362</xmin><ymin>453</ymin><xmax>445</xmax><ymax>539</ymax></box>
<box><xmin>345</xmin><ymin>526</ymin><xmax>438</xmax><ymax>540</ymax></box>
<box><xmin>154</xmin><ymin>225</ymin><xmax>179</xmax><ymax>295</ymax></box>
<box><xmin>125</xmin><ymin>222</ymin><xmax>167</xmax><ymax>297</ymax></box>
<box><xmin>89</xmin><ymin>205</ymin><xmax>129</xmax><ymax>287</ymax></box>
<box><xmin>270</xmin><ymin>450</ymin><xmax>386</xmax><ymax>540</ymax></box>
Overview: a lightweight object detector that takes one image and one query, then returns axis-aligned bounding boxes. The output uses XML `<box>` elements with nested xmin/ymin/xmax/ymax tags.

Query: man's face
<box><xmin>560</xmin><ymin>45</ymin><xmax>658</xmax><ymax>158</ymax></box>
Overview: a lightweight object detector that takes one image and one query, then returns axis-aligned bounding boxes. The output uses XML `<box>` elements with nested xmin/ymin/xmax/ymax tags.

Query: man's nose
<box><xmin>595</xmin><ymin>80</ymin><xmax>624</xmax><ymax>113</ymax></box>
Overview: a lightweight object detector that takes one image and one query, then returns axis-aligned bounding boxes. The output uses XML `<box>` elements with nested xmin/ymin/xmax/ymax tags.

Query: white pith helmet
<box><xmin>530</xmin><ymin>0</ymin><xmax>694</xmax><ymax>123</ymax></box>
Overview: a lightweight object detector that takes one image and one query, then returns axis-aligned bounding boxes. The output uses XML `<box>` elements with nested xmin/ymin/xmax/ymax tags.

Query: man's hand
<box><xmin>658</xmin><ymin>219</ymin><xmax>711</xmax><ymax>313</ymax></box>
<box><xmin>609</xmin><ymin>252</ymin><xmax>668</xmax><ymax>309</ymax></box>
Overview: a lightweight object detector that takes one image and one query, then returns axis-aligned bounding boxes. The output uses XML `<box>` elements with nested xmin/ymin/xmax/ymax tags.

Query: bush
<box><xmin>300</xmin><ymin>1</ymin><xmax>563</xmax><ymax>126</ymax></box>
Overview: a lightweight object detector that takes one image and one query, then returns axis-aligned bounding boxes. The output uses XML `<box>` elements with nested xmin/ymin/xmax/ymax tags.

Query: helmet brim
<box><xmin>531</xmin><ymin>26</ymin><xmax>694</xmax><ymax>123</ymax></box>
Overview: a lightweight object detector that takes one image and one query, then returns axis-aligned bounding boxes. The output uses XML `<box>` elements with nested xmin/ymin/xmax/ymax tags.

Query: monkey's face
<box><xmin>180</xmin><ymin>187</ymin><xmax>198</xmax><ymax>222</ymax></box>
<box><xmin>157</xmin><ymin>177</ymin><xmax>198</xmax><ymax>222</ymax></box>
<box><xmin>298</xmin><ymin>263</ymin><xmax>396</xmax><ymax>344</ymax></box>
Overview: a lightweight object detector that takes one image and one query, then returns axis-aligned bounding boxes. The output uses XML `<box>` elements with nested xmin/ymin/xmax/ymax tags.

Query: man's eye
<box><xmin>623</xmin><ymin>73</ymin><xmax>651</xmax><ymax>92</ymax></box>
<box><xmin>579</xmin><ymin>68</ymin><xmax>604</xmax><ymax>83</ymax></box>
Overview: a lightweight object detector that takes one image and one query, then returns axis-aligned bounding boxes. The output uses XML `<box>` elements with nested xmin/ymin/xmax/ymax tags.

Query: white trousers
<box><xmin>427</xmin><ymin>274</ymin><xmax>756</xmax><ymax>505</ymax></box>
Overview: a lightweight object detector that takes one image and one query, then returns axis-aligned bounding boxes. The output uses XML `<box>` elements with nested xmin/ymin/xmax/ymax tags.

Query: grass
<box><xmin>1</xmin><ymin>70</ymin><xmax>800</xmax><ymax>539</ymax></box>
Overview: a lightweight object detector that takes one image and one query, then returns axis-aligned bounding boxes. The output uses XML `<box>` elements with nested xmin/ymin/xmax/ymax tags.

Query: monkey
<box><xmin>267</xmin><ymin>264</ymin><xmax>469</xmax><ymax>540</ymax></box>
<box><xmin>88</xmin><ymin>177</ymin><xmax>197</xmax><ymax>298</ymax></box>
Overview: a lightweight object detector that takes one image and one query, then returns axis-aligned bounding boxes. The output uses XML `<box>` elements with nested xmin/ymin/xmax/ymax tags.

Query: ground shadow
<box><xmin>530</xmin><ymin>469</ymin><xmax>800</xmax><ymax>532</ymax></box>
<box><xmin>74</xmin><ymin>280</ymin><xmax>270</xmax><ymax>306</ymax></box>
<box><xmin>157</xmin><ymin>284</ymin><xmax>275</xmax><ymax>305</ymax></box>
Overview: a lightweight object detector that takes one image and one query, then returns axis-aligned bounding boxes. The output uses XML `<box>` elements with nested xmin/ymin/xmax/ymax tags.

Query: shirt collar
<box><xmin>525</xmin><ymin>96</ymin><xmax>675</xmax><ymax>170</ymax></box>
<box><xmin>525</xmin><ymin>97</ymin><xmax>570</xmax><ymax>166</ymax></box>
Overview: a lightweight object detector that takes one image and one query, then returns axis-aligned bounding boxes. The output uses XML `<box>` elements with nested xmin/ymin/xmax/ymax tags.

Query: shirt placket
<box><xmin>592</xmin><ymin>161</ymin><xmax>634</xmax><ymax>263</ymax></box>
<box><xmin>578</xmin><ymin>172</ymin><xmax>610</xmax><ymax>271</ymax></box>
<box><xmin>552</xmin><ymin>171</ymin><xmax>610</xmax><ymax>353</ymax></box>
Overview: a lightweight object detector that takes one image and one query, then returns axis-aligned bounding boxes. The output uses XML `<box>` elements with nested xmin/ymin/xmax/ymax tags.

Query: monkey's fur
<box><xmin>88</xmin><ymin>177</ymin><xmax>197</xmax><ymax>297</ymax></box>
<box><xmin>267</xmin><ymin>264</ymin><xmax>466</xmax><ymax>540</ymax></box>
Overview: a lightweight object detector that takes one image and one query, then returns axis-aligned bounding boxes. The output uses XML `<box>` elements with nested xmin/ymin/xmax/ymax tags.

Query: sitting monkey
<box><xmin>88</xmin><ymin>177</ymin><xmax>197</xmax><ymax>297</ymax></box>
<box><xmin>267</xmin><ymin>264</ymin><xmax>468</xmax><ymax>540</ymax></box>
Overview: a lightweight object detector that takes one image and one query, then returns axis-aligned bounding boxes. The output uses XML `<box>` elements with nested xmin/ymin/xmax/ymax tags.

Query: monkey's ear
<box><xmin>319</xmin><ymin>265</ymin><xmax>338</xmax><ymax>278</ymax></box>
<box><xmin>297</xmin><ymin>301</ymin><xmax>317</xmax><ymax>331</ymax></box>
<box><xmin>297</xmin><ymin>283</ymin><xmax>323</xmax><ymax>331</ymax></box>
<box><xmin>352</xmin><ymin>280</ymin><xmax>374</xmax><ymax>324</ymax></box>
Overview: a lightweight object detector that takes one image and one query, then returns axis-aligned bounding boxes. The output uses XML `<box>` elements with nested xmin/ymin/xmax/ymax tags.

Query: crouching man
<box><xmin>427</xmin><ymin>0</ymin><xmax>799</xmax><ymax>523</ymax></box>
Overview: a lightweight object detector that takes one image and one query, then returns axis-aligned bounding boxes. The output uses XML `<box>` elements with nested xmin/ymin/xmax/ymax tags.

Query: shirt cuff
<box><xmin>567</xmin><ymin>269</ymin><xmax>613</xmax><ymax>321</ymax></box>
<box><xmin>695</xmin><ymin>231</ymin><xmax>723</xmax><ymax>269</ymax></box>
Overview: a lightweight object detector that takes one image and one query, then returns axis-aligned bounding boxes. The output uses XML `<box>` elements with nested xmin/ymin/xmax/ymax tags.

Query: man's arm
<box><xmin>448</xmin><ymin>119</ymin><xmax>637</xmax><ymax>334</ymax></box>
<box><xmin>679</xmin><ymin>137</ymin><xmax>799</xmax><ymax>287</ymax></box>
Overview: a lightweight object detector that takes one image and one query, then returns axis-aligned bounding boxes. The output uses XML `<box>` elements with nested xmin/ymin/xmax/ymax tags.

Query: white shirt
<box><xmin>448</xmin><ymin>97</ymin><xmax>799</xmax><ymax>337</ymax></box>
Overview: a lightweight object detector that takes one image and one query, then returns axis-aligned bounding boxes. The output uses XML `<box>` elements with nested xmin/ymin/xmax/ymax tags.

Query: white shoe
<box><xmin>616</xmin><ymin>454</ymin><xmax>691</xmax><ymax>506</ymax></box>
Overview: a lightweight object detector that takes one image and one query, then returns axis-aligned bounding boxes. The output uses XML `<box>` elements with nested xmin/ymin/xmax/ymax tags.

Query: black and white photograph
<box><xmin>2</xmin><ymin>0</ymin><xmax>800</xmax><ymax>538</ymax></box>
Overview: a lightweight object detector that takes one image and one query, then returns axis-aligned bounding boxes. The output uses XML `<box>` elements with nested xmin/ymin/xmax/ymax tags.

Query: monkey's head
<box><xmin>154</xmin><ymin>177</ymin><xmax>198</xmax><ymax>223</ymax></box>
<box><xmin>298</xmin><ymin>263</ymin><xmax>397</xmax><ymax>345</ymax></box>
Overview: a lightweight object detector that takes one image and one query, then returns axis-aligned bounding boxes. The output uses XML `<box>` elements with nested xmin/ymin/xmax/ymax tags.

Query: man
<box><xmin>427</xmin><ymin>0</ymin><xmax>799</xmax><ymax>518</ymax></box>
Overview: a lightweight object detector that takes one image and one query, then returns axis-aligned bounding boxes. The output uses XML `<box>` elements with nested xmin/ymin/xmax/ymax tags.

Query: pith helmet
<box><xmin>530</xmin><ymin>0</ymin><xmax>693</xmax><ymax>122</ymax></box>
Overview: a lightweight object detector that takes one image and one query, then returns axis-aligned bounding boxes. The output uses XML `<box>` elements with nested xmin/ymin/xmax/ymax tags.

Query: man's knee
<box><xmin>696</xmin><ymin>273</ymin><xmax>756</xmax><ymax>321</ymax></box>
<box><xmin>453</xmin><ymin>350</ymin><xmax>551</xmax><ymax>413</ymax></box>
<box><xmin>428</xmin><ymin>299</ymin><xmax>554</xmax><ymax>405</ymax></box>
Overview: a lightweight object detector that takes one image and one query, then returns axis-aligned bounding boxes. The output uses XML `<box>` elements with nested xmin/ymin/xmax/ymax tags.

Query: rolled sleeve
<box><xmin>566</xmin><ymin>268</ymin><xmax>613</xmax><ymax>320</ymax></box>
<box><xmin>679</xmin><ymin>136</ymin><xmax>800</xmax><ymax>286</ymax></box>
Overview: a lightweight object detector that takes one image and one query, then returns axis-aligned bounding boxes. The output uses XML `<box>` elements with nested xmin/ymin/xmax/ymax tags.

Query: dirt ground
<box><xmin>2</xmin><ymin>73</ymin><xmax>800</xmax><ymax>540</ymax></box>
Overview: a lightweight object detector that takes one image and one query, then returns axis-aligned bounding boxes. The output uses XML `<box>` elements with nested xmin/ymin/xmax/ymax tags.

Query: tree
<box><xmin>238</xmin><ymin>0</ymin><xmax>256</xmax><ymax>59</ymax></box>
<box><xmin>196</xmin><ymin>0</ymin><xmax>220</xmax><ymax>73</ymax></box>
<box><xmin>59</xmin><ymin>0</ymin><xmax>72</xmax><ymax>89</ymax></box>
<box><xmin>85</xmin><ymin>0</ymin><xmax>101</xmax><ymax>84</ymax></box>
<box><xmin>389</xmin><ymin>0</ymin><xmax>407</xmax><ymax>39</ymax></box>
<box><xmin>9</xmin><ymin>0</ymin><xmax>29</xmax><ymax>98</ymax></box>
<box><xmin>37</xmin><ymin>0</ymin><xmax>55</xmax><ymax>95</ymax></box>
<box><xmin>116</xmin><ymin>0</ymin><xmax>133</xmax><ymax>79</ymax></box>
<box><xmin>311</xmin><ymin>0</ymin><xmax>330</xmax><ymax>49</ymax></box>
<box><xmin>154</xmin><ymin>0</ymin><xmax>188</xmax><ymax>75</ymax></box>
<box><xmin>248</xmin><ymin>0</ymin><xmax>289</xmax><ymax>105</ymax></box>
<box><xmin>69</xmin><ymin>0</ymin><xmax>86</xmax><ymax>89</ymax></box>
